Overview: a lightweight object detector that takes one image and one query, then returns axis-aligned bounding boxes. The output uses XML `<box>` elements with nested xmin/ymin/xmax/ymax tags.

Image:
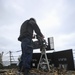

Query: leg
<box><xmin>21</xmin><ymin>38</ymin><xmax>33</xmax><ymax>74</ymax></box>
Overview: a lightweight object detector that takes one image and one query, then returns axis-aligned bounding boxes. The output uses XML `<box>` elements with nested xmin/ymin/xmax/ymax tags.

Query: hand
<box><xmin>32</xmin><ymin>34</ymin><xmax>36</xmax><ymax>39</ymax></box>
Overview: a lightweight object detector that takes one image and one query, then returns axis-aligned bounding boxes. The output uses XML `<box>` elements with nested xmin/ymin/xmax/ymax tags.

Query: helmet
<box><xmin>29</xmin><ymin>18</ymin><xmax>36</xmax><ymax>23</ymax></box>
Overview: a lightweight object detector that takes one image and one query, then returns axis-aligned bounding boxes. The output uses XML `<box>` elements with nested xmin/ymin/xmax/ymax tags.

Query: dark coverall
<box><xmin>18</xmin><ymin>19</ymin><xmax>44</xmax><ymax>73</ymax></box>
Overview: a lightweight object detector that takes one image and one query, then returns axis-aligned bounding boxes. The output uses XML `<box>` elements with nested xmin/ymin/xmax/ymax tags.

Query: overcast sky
<box><xmin>0</xmin><ymin>0</ymin><xmax>75</xmax><ymax>61</ymax></box>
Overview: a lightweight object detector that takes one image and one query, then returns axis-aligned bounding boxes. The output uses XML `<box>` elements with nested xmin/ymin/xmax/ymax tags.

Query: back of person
<box><xmin>18</xmin><ymin>20</ymin><xmax>33</xmax><ymax>41</ymax></box>
<box><xmin>18</xmin><ymin>18</ymin><xmax>44</xmax><ymax>41</ymax></box>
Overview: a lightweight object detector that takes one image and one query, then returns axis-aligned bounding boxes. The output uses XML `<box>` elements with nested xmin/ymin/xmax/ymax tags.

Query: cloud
<box><xmin>0</xmin><ymin>0</ymin><xmax>75</xmax><ymax>61</ymax></box>
<box><xmin>0</xmin><ymin>23</ymin><xmax>21</xmax><ymax>52</ymax></box>
<box><xmin>55</xmin><ymin>32</ymin><xmax>75</xmax><ymax>50</ymax></box>
<box><xmin>0</xmin><ymin>0</ymin><xmax>25</xmax><ymax>26</ymax></box>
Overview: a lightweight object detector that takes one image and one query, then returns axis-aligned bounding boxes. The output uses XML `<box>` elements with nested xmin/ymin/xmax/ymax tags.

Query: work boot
<box><xmin>23</xmin><ymin>69</ymin><xmax>31</xmax><ymax>75</ymax></box>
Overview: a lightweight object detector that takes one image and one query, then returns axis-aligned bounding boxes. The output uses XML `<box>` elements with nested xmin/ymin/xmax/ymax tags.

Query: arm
<box><xmin>29</xmin><ymin>20</ymin><xmax>44</xmax><ymax>38</ymax></box>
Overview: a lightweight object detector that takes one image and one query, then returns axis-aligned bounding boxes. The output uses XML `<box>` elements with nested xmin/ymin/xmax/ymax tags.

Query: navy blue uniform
<box><xmin>18</xmin><ymin>18</ymin><xmax>43</xmax><ymax>74</ymax></box>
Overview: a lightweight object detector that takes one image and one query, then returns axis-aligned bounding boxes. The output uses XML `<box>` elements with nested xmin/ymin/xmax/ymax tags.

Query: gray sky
<box><xmin>0</xmin><ymin>0</ymin><xmax>75</xmax><ymax>61</ymax></box>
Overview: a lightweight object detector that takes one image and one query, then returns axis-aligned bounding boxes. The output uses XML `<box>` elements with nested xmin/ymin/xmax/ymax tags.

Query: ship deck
<box><xmin>0</xmin><ymin>68</ymin><xmax>75</xmax><ymax>75</ymax></box>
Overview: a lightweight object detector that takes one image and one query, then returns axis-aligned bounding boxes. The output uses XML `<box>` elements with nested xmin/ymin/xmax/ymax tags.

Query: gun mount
<box><xmin>32</xmin><ymin>35</ymin><xmax>54</xmax><ymax>71</ymax></box>
<box><xmin>32</xmin><ymin>35</ymin><xmax>54</xmax><ymax>51</ymax></box>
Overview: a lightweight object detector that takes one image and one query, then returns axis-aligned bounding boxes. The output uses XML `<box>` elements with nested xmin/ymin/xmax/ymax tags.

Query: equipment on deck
<box><xmin>32</xmin><ymin>35</ymin><xmax>54</xmax><ymax>71</ymax></box>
